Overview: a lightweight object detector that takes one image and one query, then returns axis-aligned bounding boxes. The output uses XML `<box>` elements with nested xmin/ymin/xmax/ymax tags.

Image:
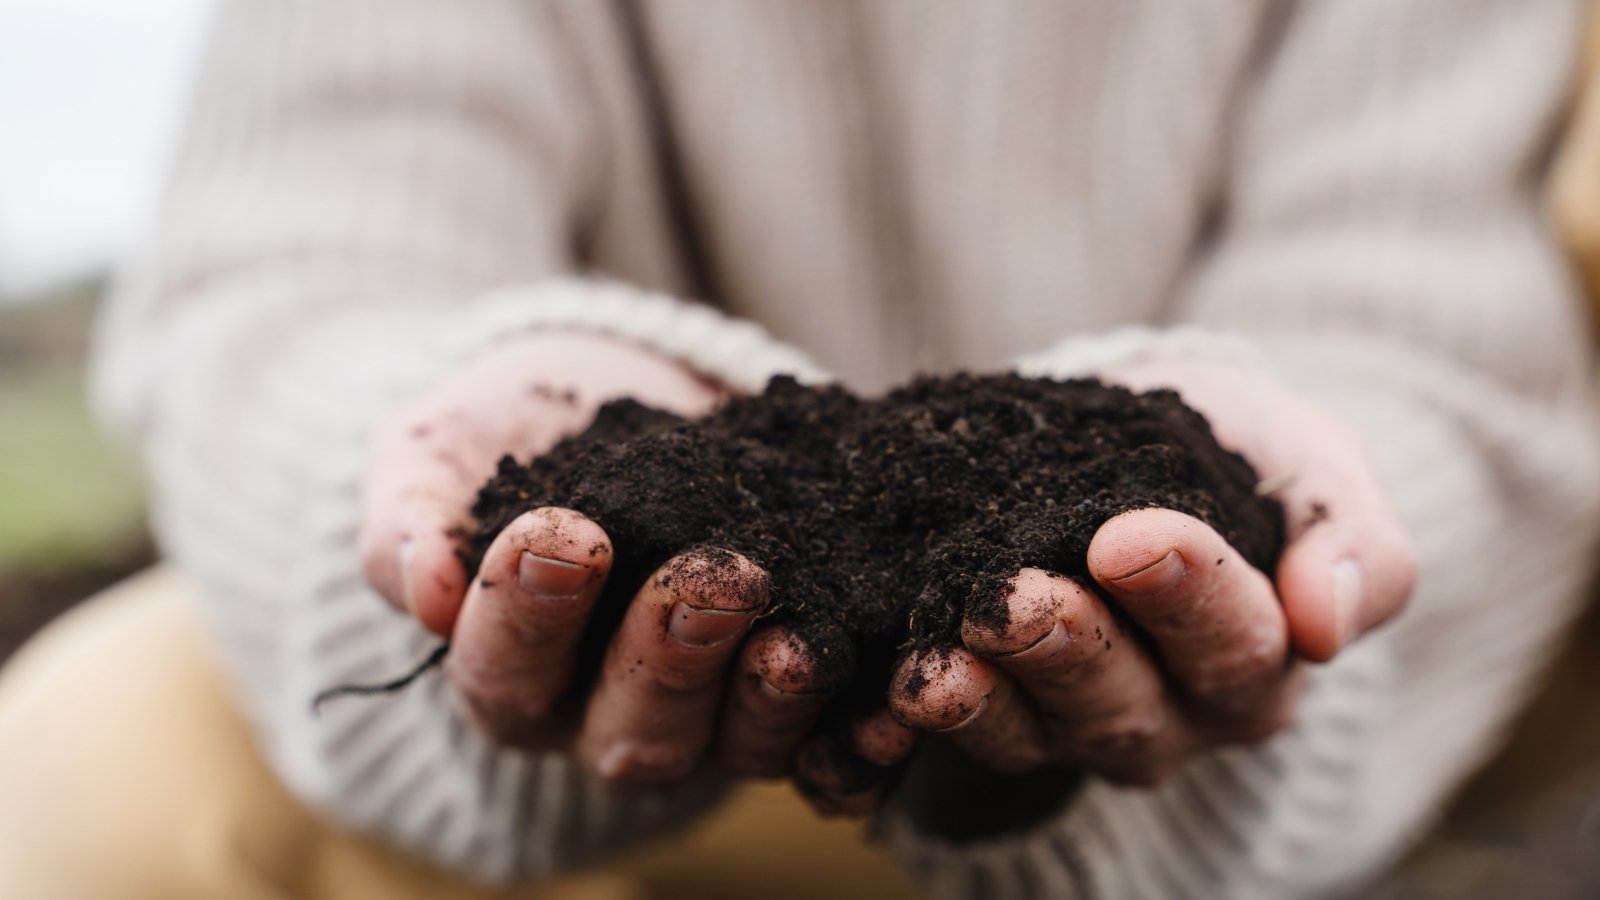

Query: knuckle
<box><xmin>452</xmin><ymin>668</ymin><xmax>553</xmax><ymax>735</ymax></box>
<box><xmin>641</xmin><ymin>658</ymin><xmax>722</xmax><ymax>696</ymax></box>
<box><xmin>1186</xmin><ymin>636</ymin><xmax>1284</xmax><ymax>700</ymax></box>
<box><xmin>592</xmin><ymin>743</ymin><xmax>697</xmax><ymax>786</ymax></box>
<box><xmin>458</xmin><ymin>697</ymin><xmax>545</xmax><ymax>748</ymax></box>
<box><xmin>1076</xmin><ymin>711</ymin><xmax>1166</xmax><ymax>760</ymax></box>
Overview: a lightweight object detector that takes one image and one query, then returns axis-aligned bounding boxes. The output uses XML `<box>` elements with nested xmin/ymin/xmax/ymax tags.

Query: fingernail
<box><xmin>668</xmin><ymin>603</ymin><xmax>750</xmax><ymax>647</ymax></box>
<box><xmin>997</xmin><ymin>619</ymin><xmax>1069</xmax><ymax>663</ymax></box>
<box><xmin>519</xmin><ymin>551</ymin><xmax>591</xmax><ymax>598</ymax></box>
<box><xmin>932</xmin><ymin>694</ymin><xmax>989</xmax><ymax>734</ymax></box>
<box><xmin>1330</xmin><ymin>558</ymin><xmax>1364</xmax><ymax>649</ymax></box>
<box><xmin>1110</xmin><ymin>549</ymin><xmax>1185</xmax><ymax>594</ymax></box>
<box><xmin>592</xmin><ymin>741</ymin><xmax>689</xmax><ymax>782</ymax></box>
<box><xmin>399</xmin><ymin>539</ymin><xmax>417</xmax><ymax>613</ymax></box>
<box><xmin>756</xmin><ymin>677</ymin><xmax>816</xmax><ymax>700</ymax></box>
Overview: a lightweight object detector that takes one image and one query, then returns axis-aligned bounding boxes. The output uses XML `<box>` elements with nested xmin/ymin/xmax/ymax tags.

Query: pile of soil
<box><xmin>463</xmin><ymin>374</ymin><xmax>1284</xmax><ymax>708</ymax></box>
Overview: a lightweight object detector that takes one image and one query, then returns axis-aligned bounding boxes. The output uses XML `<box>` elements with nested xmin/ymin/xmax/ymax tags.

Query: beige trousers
<box><xmin>0</xmin><ymin>569</ymin><xmax>924</xmax><ymax>900</ymax></box>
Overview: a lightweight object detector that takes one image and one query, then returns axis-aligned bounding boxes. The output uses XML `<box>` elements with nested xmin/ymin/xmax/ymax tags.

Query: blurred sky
<box><xmin>0</xmin><ymin>0</ymin><xmax>207</xmax><ymax>300</ymax></box>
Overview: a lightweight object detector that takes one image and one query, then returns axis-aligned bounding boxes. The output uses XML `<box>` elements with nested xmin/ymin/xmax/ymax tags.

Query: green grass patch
<box><xmin>0</xmin><ymin>364</ymin><xmax>146</xmax><ymax>573</ymax></box>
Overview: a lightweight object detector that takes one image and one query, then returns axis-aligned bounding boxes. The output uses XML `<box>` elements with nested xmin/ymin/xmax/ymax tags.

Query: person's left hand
<box><xmin>797</xmin><ymin>359</ymin><xmax>1417</xmax><ymax>809</ymax></box>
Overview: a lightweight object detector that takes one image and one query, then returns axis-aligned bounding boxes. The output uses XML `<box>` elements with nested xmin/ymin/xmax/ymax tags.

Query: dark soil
<box><xmin>462</xmin><ymin>374</ymin><xmax>1283</xmax><ymax>709</ymax></box>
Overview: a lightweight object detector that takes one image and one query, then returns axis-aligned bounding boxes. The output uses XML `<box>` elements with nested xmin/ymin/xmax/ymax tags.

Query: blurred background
<box><xmin>0</xmin><ymin>0</ymin><xmax>205</xmax><ymax>662</ymax></box>
<box><xmin>0</xmin><ymin>2</ymin><xmax>1597</xmax><ymax>896</ymax></box>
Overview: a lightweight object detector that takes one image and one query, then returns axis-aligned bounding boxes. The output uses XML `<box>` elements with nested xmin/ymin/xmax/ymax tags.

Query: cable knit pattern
<box><xmin>94</xmin><ymin>0</ymin><xmax>1600</xmax><ymax>894</ymax></box>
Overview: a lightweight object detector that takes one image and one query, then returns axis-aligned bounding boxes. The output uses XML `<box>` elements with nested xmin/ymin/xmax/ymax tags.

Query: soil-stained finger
<box><xmin>714</xmin><ymin>628</ymin><xmax>832</xmax><ymax>777</ymax></box>
<box><xmin>793</xmin><ymin>735</ymin><xmax>893</xmax><ymax>818</ymax></box>
<box><xmin>850</xmin><ymin>707</ymin><xmax>918</xmax><ymax>767</ymax></box>
<box><xmin>1089</xmin><ymin>508</ymin><xmax>1298</xmax><ymax>734</ymax></box>
<box><xmin>890</xmin><ymin>647</ymin><xmax>1047</xmax><ymax>773</ymax></box>
<box><xmin>1274</xmin><ymin>505</ymin><xmax>1417</xmax><ymax>663</ymax></box>
<box><xmin>448</xmin><ymin>507</ymin><xmax>613</xmax><ymax>749</ymax></box>
<box><xmin>964</xmin><ymin>569</ymin><xmax>1196</xmax><ymax>784</ymax></box>
<box><xmin>358</xmin><ymin>480</ymin><xmax>475</xmax><ymax>635</ymax></box>
<box><xmin>578</xmin><ymin>548</ymin><xmax>770</xmax><ymax>785</ymax></box>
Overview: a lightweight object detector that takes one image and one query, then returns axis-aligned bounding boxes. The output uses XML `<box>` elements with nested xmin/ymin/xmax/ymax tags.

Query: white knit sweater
<box><xmin>94</xmin><ymin>1</ymin><xmax>1600</xmax><ymax>896</ymax></box>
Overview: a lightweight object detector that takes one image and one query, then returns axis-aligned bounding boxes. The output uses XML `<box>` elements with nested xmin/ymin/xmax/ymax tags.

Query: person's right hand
<box><xmin>358</xmin><ymin>331</ymin><xmax>837</xmax><ymax>784</ymax></box>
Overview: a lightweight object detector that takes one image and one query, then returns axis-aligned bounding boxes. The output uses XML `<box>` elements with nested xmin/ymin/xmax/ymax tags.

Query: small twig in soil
<box><xmin>312</xmin><ymin>643</ymin><xmax>451</xmax><ymax>715</ymax></box>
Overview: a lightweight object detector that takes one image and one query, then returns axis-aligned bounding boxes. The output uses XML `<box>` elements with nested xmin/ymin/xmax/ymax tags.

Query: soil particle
<box><xmin>1305</xmin><ymin>500</ymin><xmax>1332</xmax><ymax>532</ymax></box>
<box><xmin>462</xmin><ymin>374</ymin><xmax>1284</xmax><ymax>708</ymax></box>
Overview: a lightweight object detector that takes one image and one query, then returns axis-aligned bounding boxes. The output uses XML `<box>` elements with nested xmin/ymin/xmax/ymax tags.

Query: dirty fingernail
<box><xmin>519</xmin><ymin>551</ymin><xmax>591</xmax><ymax>597</ymax></box>
<box><xmin>756</xmin><ymin>677</ymin><xmax>822</xmax><ymax>701</ymax></box>
<box><xmin>997</xmin><ymin>619</ymin><xmax>1069</xmax><ymax>663</ymax></box>
<box><xmin>1331</xmin><ymin>557</ymin><xmax>1364</xmax><ymax>650</ymax></box>
<box><xmin>1110</xmin><ymin>549</ymin><xmax>1185</xmax><ymax>594</ymax></box>
<box><xmin>668</xmin><ymin>603</ymin><xmax>751</xmax><ymax>647</ymax></box>
<box><xmin>931</xmin><ymin>694</ymin><xmax>989</xmax><ymax>734</ymax></box>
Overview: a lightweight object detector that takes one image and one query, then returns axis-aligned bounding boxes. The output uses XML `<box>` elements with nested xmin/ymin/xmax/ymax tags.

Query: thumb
<box><xmin>1272</xmin><ymin>462</ymin><xmax>1417</xmax><ymax>663</ymax></box>
<box><xmin>359</xmin><ymin>420</ymin><xmax>482</xmax><ymax>636</ymax></box>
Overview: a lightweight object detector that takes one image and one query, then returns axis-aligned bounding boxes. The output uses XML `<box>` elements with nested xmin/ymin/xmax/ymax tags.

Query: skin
<box><xmin>360</xmin><ymin>334</ymin><xmax>1416</xmax><ymax>802</ymax></box>
<box><xmin>880</xmin><ymin>359</ymin><xmax>1418</xmax><ymax>797</ymax></box>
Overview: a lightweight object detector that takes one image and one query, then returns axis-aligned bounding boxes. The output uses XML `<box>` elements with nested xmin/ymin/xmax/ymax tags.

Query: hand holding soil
<box><xmin>358</xmin><ymin>335</ymin><xmax>1416</xmax><ymax>819</ymax></box>
<box><xmin>359</xmin><ymin>331</ymin><xmax>775</xmax><ymax>772</ymax></box>
<box><xmin>447</xmin><ymin>354</ymin><xmax>1415</xmax><ymax>814</ymax></box>
<box><xmin>838</xmin><ymin>360</ymin><xmax>1416</xmax><ymax>810</ymax></box>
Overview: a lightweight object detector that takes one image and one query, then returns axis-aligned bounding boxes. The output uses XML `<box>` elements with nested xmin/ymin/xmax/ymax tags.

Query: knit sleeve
<box><xmin>884</xmin><ymin>2</ymin><xmax>1600</xmax><ymax>896</ymax></box>
<box><xmin>90</xmin><ymin>0</ymin><xmax>822</xmax><ymax>883</ymax></box>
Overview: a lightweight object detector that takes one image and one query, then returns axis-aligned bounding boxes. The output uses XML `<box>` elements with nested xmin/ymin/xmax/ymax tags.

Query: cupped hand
<box><xmin>826</xmin><ymin>359</ymin><xmax>1417</xmax><ymax>802</ymax></box>
<box><xmin>359</xmin><ymin>332</ymin><xmax>839</xmax><ymax>783</ymax></box>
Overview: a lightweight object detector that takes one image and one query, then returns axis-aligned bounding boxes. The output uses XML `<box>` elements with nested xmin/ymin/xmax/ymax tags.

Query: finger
<box><xmin>358</xmin><ymin>459</ymin><xmax>476</xmax><ymax>636</ymax></box>
<box><xmin>579</xmin><ymin>549</ymin><xmax>770</xmax><ymax>784</ymax></box>
<box><xmin>714</xmin><ymin>628</ymin><xmax>832</xmax><ymax>778</ymax></box>
<box><xmin>793</xmin><ymin>735</ymin><xmax>893</xmax><ymax>818</ymax></box>
<box><xmin>889</xmin><ymin>647</ymin><xmax>1048</xmax><ymax>773</ymax></box>
<box><xmin>1088</xmin><ymin>511</ymin><xmax>1299</xmax><ymax>735</ymax></box>
<box><xmin>960</xmin><ymin>570</ymin><xmax>1195</xmax><ymax>785</ymax></box>
<box><xmin>359</xmin><ymin>396</ymin><xmax>518</xmax><ymax>635</ymax></box>
<box><xmin>850</xmin><ymin>707</ymin><xmax>918</xmax><ymax>767</ymax></box>
<box><xmin>1275</xmin><ymin>486</ymin><xmax>1417</xmax><ymax>663</ymax></box>
<box><xmin>447</xmin><ymin>508</ymin><xmax>612</xmax><ymax>749</ymax></box>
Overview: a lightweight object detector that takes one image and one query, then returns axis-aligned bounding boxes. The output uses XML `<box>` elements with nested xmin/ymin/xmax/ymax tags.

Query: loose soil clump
<box><xmin>462</xmin><ymin>374</ymin><xmax>1284</xmax><ymax>708</ymax></box>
